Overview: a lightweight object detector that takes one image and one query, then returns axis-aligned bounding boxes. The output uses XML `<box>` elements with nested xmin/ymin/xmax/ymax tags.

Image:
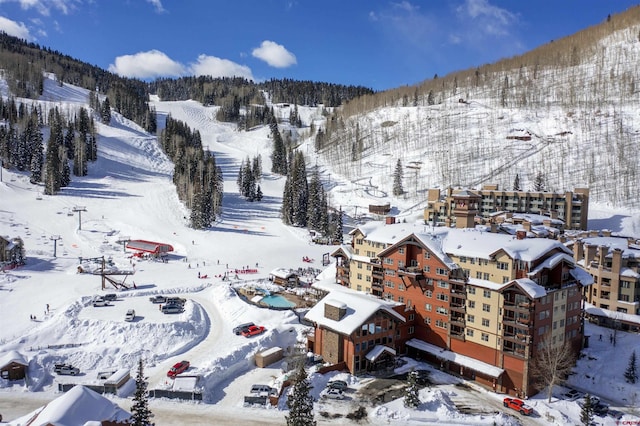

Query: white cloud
<box><xmin>146</xmin><ymin>0</ymin><xmax>165</xmax><ymax>13</ymax></box>
<box><xmin>0</xmin><ymin>0</ymin><xmax>77</xmax><ymax>16</ymax></box>
<box><xmin>251</xmin><ymin>40</ymin><xmax>297</xmax><ymax>68</ymax></box>
<box><xmin>108</xmin><ymin>50</ymin><xmax>186</xmax><ymax>79</ymax></box>
<box><xmin>189</xmin><ymin>54</ymin><xmax>254</xmax><ymax>80</ymax></box>
<box><xmin>0</xmin><ymin>16</ymin><xmax>32</xmax><ymax>40</ymax></box>
<box><xmin>456</xmin><ymin>0</ymin><xmax>517</xmax><ymax>36</ymax></box>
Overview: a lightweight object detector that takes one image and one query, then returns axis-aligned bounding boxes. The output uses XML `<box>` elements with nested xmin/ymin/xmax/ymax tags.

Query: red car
<box><xmin>503</xmin><ymin>397</ymin><xmax>533</xmax><ymax>415</ymax></box>
<box><xmin>167</xmin><ymin>360</ymin><xmax>190</xmax><ymax>378</ymax></box>
<box><xmin>241</xmin><ymin>325</ymin><xmax>265</xmax><ymax>337</ymax></box>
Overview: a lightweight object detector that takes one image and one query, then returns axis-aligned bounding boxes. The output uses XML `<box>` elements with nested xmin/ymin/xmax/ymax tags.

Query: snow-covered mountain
<box><xmin>317</xmin><ymin>7</ymin><xmax>640</xmax><ymax>211</ymax></box>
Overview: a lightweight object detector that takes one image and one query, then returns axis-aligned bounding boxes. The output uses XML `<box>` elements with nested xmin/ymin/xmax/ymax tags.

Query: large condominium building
<box><xmin>569</xmin><ymin>233</ymin><xmax>640</xmax><ymax>322</ymax></box>
<box><xmin>423</xmin><ymin>185</ymin><xmax>590</xmax><ymax>230</ymax></box>
<box><xmin>328</xmin><ymin>222</ymin><xmax>592</xmax><ymax>397</ymax></box>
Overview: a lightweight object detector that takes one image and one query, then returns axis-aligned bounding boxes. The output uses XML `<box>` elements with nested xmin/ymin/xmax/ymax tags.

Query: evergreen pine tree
<box><xmin>285</xmin><ymin>363</ymin><xmax>316</xmax><ymax>426</ymax></box>
<box><xmin>533</xmin><ymin>171</ymin><xmax>545</xmax><ymax>192</ymax></box>
<box><xmin>101</xmin><ymin>97</ymin><xmax>112</xmax><ymax>124</ymax></box>
<box><xmin>255</xmin><ymin>185</ymin><xmax>263</xmax><ymax>201</ymax></box>
<box><xmin>29</xmin><ymin>139</ymin><xmax>44</xmax><ymax>184</ymax></box>
<box><xmin>625</xmin><ymin>350</ymin><xmax>638</xmax><ymax>384</ymax></box>
<box><xmin>270</xmin><ymin>118</ymin><xmax>287</xmax><ymax>175</ymax></box>
<box><xmin>580</xmin><ymin>393</ymin><xmax>594</xmax><ymax>426</ymax></box>
<box><xmin>331</xmin><ymin>208</ymin><xmax>344</xmax><ymax>244</ymax></box>
<box><xmin>393</xmin><ymin>159</ymin><xmax>404</xmax><ymax>196</ymax></box>
<box><xmin>404</xmin><ymin>370</ymin><xmax>421</xmax><ymax>408</ymax></box>
<box><xmin>513</xmin><ymin>173</ymin><xmax>521</xmax><ymax>191</ymax></box>
<box><xmin>130</xmin><ymin>358</ymin><xmax>153</xmax><ymax>426</ymax></box>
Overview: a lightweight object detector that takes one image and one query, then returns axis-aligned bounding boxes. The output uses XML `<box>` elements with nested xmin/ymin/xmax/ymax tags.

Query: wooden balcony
<box><xmin>398</xmin><ymin>266</ymin><xmax>424</xmax><ymax>278</ymax></box>
<box><xmin>450</xmin><ymin>303</ymin><xmax>466</xmax><ymax>313</ymax></box>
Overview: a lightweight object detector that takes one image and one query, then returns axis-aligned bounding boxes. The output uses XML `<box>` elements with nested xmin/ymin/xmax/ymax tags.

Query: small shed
<box><xmin>103</xmin><ymin>368</ymin><xmax>130</xmax><ymax>394</ymax></box>
<box><xmin>268</xmin><ymin>268</ymin><xmax>298</xmax><ymax>286</ymax></box>
<box><xmin>126</xmin><ymin>240</ymin><xmax>174</xmax><ymax>257</ymax></box>
<box><xmin>0</xmin><ymin>350</ymin><xmax>28</xmax><ymax>380</ymax></box>
<box><xmin>255</xmin><ymin>347</ymin><xmax>283</xmax><ymax>368</ymax></box>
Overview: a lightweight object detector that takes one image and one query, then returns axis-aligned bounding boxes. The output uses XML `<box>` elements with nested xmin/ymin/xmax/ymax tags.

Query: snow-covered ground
<box><xmin>0</xmin><ymin>76</ymin><xmax>639</xmax><ymax>425</ymax></box>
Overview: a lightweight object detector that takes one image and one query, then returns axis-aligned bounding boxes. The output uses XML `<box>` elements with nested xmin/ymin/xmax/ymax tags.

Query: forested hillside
<box><xmin>317</xmin><ymin>7</ymin><xmax>640</xmax><ymax>210</ymax></box>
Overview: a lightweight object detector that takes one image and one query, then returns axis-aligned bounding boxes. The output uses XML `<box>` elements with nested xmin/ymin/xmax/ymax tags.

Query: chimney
<box><xmin>523</xmin><ymin>221</ymin><xmax>532</xmax><ymax>232</ymax></box>
<box><xmin>324</xmin><ymin>300</ymin><xmax>347</xmax><ymax>321</ymax></box>
<box><xmin>585</xmin><ymin>244</ymin><xmax>596</xmax><ymax>265</ymax></box>
<box><xmin>597</xmin><ymin>245</ymin><xmax>608</xmax><ymax>266</ymax></box>
<box><xmin>602</xmin><ymin>230</ymin><xmax>611</xmax><ymax>237</ymax></box>
<box><xmin>490</xmin><ymin>223</ymin><xmax>498</xmax><ymax>233</ymax></box>
<box><xmin>516</xmin><ymin>230</ymin><xmax>526</xmax><ymax>240</ymax></box>
<box><xmin>612</xmin><ymin>248</ymin><xmax>623</xmax><ymax>273</ymax></box>
<box><xmin>573</xmin><ymin>239</ymin><xmax>584</xmax><ymax>261</ymax></box>
<box><xmin>386</xmin><ymin>216</ymin><xmax>396</xmax><ymax>225</ymax></box>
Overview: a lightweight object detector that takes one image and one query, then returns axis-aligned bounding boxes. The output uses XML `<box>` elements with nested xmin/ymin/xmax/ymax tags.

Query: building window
<box><xmin>385</xmin><ymin>280</ymin><xmax>394</xmax><ymax>288</ymax></box>
<box><xmin>399</xmin><ymin>247</ymin><xmax>405</xmax><ymax>254</ymax></box>
<box><xmin>468</xmin><ymin>287</ymin><xmax>476</xmax><ymax>295</ymax></box>
<box><xmin>483</xmin><ymin>272</ymin><xmax>490</xmax><ymax>280</ymax></box>
<box><xmin>424</xmin><ymin>252</ymin><xmax>431</xmax><ymax>259</ymax></box>
<box><xmin>481</xmin><ymin>333</ymin><xmax>489</xmax><ymax>342</ymax></box>
<box><xmin>466</xmin><ymin>329</ymin><xmax>474</xmax><ymax>337</ymax></box>
<box><xmin>357</xmin><ymin>273</ymin><xmax>362</xmax><ymax>280</ymax></box>
<box><xmin>356</xmin><ymin>285</ymin><xmax>362</xmax><ymax>291</ymax></box>
<box><xmin>497</xmin><ymin>262</ymin><xmax>509</xmax><ymax>270</ymax></box>
<box><xmin>476</xmin><ymin>271</ymin><xmax>483</xmax><ymax>279</ymax></box>
<box><xmin>482</xmin><ymin>304</ymin><xmax>490</xmax><ymax>312</ymax></box>
<box><xmin>425</xmin><ymin>303</ymin><xmax>432</xmax><ymax>311</ymax></box>
<box><xmin>460</xmin><ymin>256</ymin><xmax>467</xmax><ymax>263</ymax></box>
<box><xmin>385</xmin><ymin>269</ymin><xmax>396</xmax><ymax>276</ymax></box>
<box><xmin>408</xmin><ymin>313</ymin><xmax>415</xmax><ymax>321</ymax></box>
<box><xmin>436</xmin><ymin>307</ymin><xmax>448</xmax><ymax>315</ymax></box>
<box><xmin>398</xmin><ymin>296</ymin><xmax>404</xmax><ymax>303</ymax></box>
<box><xmin>435</xmin><ymin>319</ymin><xmax>447</xmax><ymax>329</ymax></box>
<box><xmin>483</xmin><ymin>290</ymin><xmax>491</xmax><ymax>298</ymax></box>
<box><xmin>423</xmin><ymin>265</ymin><xmax>430</xmax><ymax>273</ymax></box>
<box><xmin>436</xmin><ymin>293</ymin><xmax>449</xmax><ymax>302</ymax></box>
<box><xmin>399</xmin><ymin>283</ymin><xmax>406</xmax><ymax>291</ymax></box>
<box><xmin>408</xmin><ymin>326</ymin><xmax>415</xmax><ymax>334</ymax></box>
<box><xmin>424</xmin><ymin>289</ymin><xmax>432</xmax><ymax>297</ymax></box>
<box><xmin>468</xmin><ymin>300</ymin><xmax>475</xmax><ymax>309</ymax></box>
<box><xmin>384</xmin><ymin>258</ymin><xmax>394</xmax><ymax>265</ymax></box>
<box><xmin>436</xmin><ymin>268</ymin><xmax>448</xmax><ymax>276</ymax></box>
<box><xmin>398</xmin><ymin>261</ymin><xmax>405</xmax><ymax>268</ymax></box>
<box><xmin>366</xmin><ymin>275</ymin><xmax>371</xmax><ymax>282</ymax></box>
<box><xmin>424</xmin><ymin>317</ymin><xmax>431</xmax><ymax>325</ymax></box>
<box><xmin>467</xmin><ymin>314</ymin><xmax>475</xmax><ymax>323</ymax></box>
<box><xmin>482</xmin><ymin>318</ymin><xmax>490</xmax><ymax>327</ymax></box>
<box><xmin>438</xmin><ymin>281</ymin><xmax>449</xmax><ymax>289</ymax></box>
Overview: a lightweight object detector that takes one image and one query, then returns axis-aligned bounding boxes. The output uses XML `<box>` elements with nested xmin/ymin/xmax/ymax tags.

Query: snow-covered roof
<box><xmin>0</xmin><ymin>349</ymin><xmax>27</xmax><ymax>368</ymax></box>
<box><xmin>443</xmin><ymin>228</ymin><xmax>572</xmax><ymax>261</ymax></box>
<box><xmin>570</xmin><ymin>267</ymin><xmax>595</xmax><ymax>286</ymax></box>
<box><xmin>406</xmin><ymin>339</ymin><xmax>504</xmax><ymax>378</ymax></box>
<box><xmin>348</xmin><ymin>220</ymin><xmax>427</xmax><ymax>244</ymax></box>
<box><xmin>512</xmin><ymin>278</ymin><xmax>548</xmax><ymax>299</ymax></box>
<box><xmin>104</xmin><ymin>368</ymin><xmax>130</xmax><ymax>385</ymax></box>
<box><xmin>584</xmin><ymin>302</ymin><xmax>640</xmax><ymax>325</ymax></box>
<box><xmin>365</xmin><ymin>344</ymin><xmax>396</xmax><ymax>362</ymax></box>
<box><xmin>579</xmin><ymin>236</ymin><xmax>640</xmax><ymax>259</ymax></box>
<box><xmin>378</xmin><ymin>232</ymin><xmax>458</xmax><ymax>270</ymax></box>
<box><xmin>467</xmin><ymin>277</ymin><xmax>508</xmax><ymax>291</ymax></box>
<box><xmin>269</xmin><ymin>268</ymin><xmax>295</xmax><ymax>279</ymax></box>
<box><xmin>173</xmin><ymin>376</ymin><xmax>198</xmax><ymax>392</ymax></box>
<box><xmin>527</xmin><ymin>252</ymin><xmax>575</xmax><ymax>276</ymax></box>
<box><xmin>304</xmin><ymin>289</ymin><xmax>405</xmax><ymax>335</ymax></box>
<box><xmin>12</xmin><ymin>385</ymin><xmax>131</xmax><ymax>425</ymax></box>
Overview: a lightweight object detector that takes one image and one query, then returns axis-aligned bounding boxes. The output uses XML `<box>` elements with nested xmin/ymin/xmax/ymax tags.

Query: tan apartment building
<box><xmin>329</xmin><ymin>223</ymin><xmax>590</xmax><ymax>397</ymax></box>
<box><xmin>424</xmin><ymin>185</ymin><xmax>589</xmax><ymax>230</ymax></box>
<box><xmin>569</xmin><ymin>233</ymin><xmax>640</xmax><ymax>327</ymax></box>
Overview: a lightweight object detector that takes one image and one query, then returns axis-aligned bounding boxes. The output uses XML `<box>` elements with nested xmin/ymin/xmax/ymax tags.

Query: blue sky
<box><xmin>0</xmin><ymin>0</ymin><xmax>638</xmax><ymax>91</ymax></box>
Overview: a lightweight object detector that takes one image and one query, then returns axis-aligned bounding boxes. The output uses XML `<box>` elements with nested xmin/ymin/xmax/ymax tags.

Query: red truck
<box><xmin>503</xmin><ymin>397</ymin><xmax>533</xmax><ymax>415</ymax></box>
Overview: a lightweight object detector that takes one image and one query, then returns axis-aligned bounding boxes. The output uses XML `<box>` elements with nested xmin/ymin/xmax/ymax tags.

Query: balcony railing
<box><xmin>398</xmin><ymin>266</ymin><xmax>424</xmax><ymax>277</ymax></box>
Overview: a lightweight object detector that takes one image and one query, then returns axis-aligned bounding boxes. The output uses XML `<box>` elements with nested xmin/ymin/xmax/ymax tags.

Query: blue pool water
<box><xmin>261</xmin><ymin>294</ymin><xmax>296</xmax><ymax>308</ymax></box>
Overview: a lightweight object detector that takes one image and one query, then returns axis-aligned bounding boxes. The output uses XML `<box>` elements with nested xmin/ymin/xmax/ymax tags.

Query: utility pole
<box><xmin>50</xmin><ymin>235</ymin><xmax>61</xmax><ymax>257</ymax></box>
<box><xmin>72</xmin><ymin>206</ymin><xmax>87</xmax><ymax>230</ymax></box>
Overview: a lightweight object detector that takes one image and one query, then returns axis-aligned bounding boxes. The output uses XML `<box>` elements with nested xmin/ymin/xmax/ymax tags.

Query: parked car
<box><xmin>503</xmin><ymin>397</ymin><xmax>533</xmax><ymax>415</ymax></box>
<box><xmin>97</xmin><ymin>370</ymin><xmax>117</xmax><ymax>380</ymax></box>
<box><xmin>103</xmin><ymin>293</ymin><xmax>117</xmax><ymax>301</ymax></box>
<box><xmin>149</xmin><ymin>295</ymin><xmax>167</xmax><ymax>304</ymax></box>
<box><xmin>166</xmin><ymin>297</ymin><xmax>186</xmax><ymax>305</ymax></box>
<box><xmin>167</xmin><ymin>360</ymin><xmax>190</xmax><ymax>378</ymax></box>
<box><xmin>162</xmin><ymin>304</ymin><xmax>184</xmax><ymax>314</ymax></box>
<box><xmin>92</xmin><ymin>297</ymin><xmax>109</xmax><ymax>307</ymax></box>
<box><xmin>54</xmin><ymin>363</ymin><xmax>80</xmax><ymax>376</ymax></box>
<box><xmin>564</xmin><ymin>388</ymin><xmax>585</xmax><ymax>401</ymax></box>
<box><xmin>124</xmin><ymin>309</ymin><xmax>135</xmax><ymax>322</ymax></box>
<box><xmin>250</xmin><ymin>384</ymin><xmax>274</xmax><ymax>394</ymax></box>
<box><xmin>327</xmin><ymin>380</ymin><xmax>348</xmax><ymax>391</ymax></box>
<box><xmin>325</xmin><ymin>388</ymin><xmax>345</xmax><ymax>399</ymax></box>
<box><xmin>241</xmin><ymin>325</ymin><xmax>266</xmax><ymax>337</ymax></box>
<box><xmin>233</xmin><ymin>322</ymin><xmax>255</xmax><ymax>335</ymax></box>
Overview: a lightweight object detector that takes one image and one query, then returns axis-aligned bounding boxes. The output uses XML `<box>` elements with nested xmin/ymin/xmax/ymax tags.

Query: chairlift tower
<box><xmin>72</xmin><ymin>206</ymin><xmax>87</xmax><ymax>230</ymax></box>
<box><xmin>50</xmin><ymin>235</ymin><xmax>61</xmax><ymax>257</ymax></box>
<box><xmin>116</xmin><ymin>237</ymin><xmax>131</xmax><ymax>253</ymax></box>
